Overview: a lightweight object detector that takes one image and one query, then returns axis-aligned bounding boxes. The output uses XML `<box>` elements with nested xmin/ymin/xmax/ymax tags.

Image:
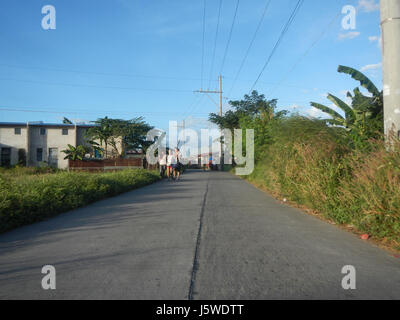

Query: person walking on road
<box><xmin>167</xmin><ymin>149</ymin><xmax>176</xmax><ymax>181</ymax></box>
<box><xmin>158</xmin><ymin>150</ymin><xmax>167</xmax><ymax>178</ymax></box>
<box><xmin>174</xmin><ymin>147</ymin><xmax>183</xmax><ymax>181</ymax></box>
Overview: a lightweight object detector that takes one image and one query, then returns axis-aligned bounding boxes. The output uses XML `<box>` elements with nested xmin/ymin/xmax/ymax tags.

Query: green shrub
<box><xmin>245</xmin><ymin>117</ymin><xmax>400</xmax><ymax>246</ymax></box>
<box><xmin>0</xmin><ymin>169</ymin><xmax>160</xmax><ymax>233</ymax></box>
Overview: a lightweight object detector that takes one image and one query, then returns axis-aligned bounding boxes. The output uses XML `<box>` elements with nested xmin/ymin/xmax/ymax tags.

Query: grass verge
<box><xmin>239</xmin><ymin>118</ymin><xmax>400</xmax><ymax>253</ymax></box>
<box><xmin>0</xmin><ymin>169</ymin><xmax>160</xmax><ymax>233</ymax></box>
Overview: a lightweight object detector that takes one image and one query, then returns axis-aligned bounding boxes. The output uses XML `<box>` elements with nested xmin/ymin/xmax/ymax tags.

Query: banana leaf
<box><xmin>338</xmin><ymin>65</ymin><xmax>380</xmax><ymax>97</ymax></box>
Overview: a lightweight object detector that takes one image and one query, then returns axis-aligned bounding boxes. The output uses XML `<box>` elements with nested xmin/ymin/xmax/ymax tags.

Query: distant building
<box><xmin>0</xmin><ymin>122</ymin><xmax>95</xmax><ymax>169</ymax></box>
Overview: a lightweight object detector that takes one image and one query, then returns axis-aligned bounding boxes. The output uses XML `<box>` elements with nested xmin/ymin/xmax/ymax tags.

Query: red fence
<box><xmin>69</xmin><ymin>158</ymin><xmax>143</xmax><ymax>172</ymax></box>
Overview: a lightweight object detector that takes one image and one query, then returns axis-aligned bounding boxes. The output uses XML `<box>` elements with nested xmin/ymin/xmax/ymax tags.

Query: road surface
<box><xmin>0</xmin><ymin>170</ymin><xmax>399</xmax><ymax>299</ymax></box>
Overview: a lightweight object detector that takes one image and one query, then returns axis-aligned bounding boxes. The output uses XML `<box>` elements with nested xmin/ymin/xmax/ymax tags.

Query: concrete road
<box><xmin>0</xmin><ymin>170</ymin><xmax>399</xmax><ymax>299</ymax></box>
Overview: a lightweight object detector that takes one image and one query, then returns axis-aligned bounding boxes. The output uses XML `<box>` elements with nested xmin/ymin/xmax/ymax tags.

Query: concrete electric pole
<box><xmin>218</xmin><ymin>75</ymin><xmax>224</xmax><ymax>171</ymax></box>
<box><xmin>195</xmin><ymin>75</ymin><xmax>224</xmax><ymax>171</ymax></box>
<box><xmin>381</xmin><ymin>0</ymin><xmax>400</xmax><ymax>140</ymax></box>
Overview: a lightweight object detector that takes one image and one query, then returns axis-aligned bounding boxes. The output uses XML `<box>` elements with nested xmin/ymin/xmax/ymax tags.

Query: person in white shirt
<box><xmin>167</xmin><ymin>149</ymin><xmax>176</xmax><ymax>180</ymax></box>
<box><xmin>158</xmin><ymin>150</ymin><xmax>167</xmax><ymax>178</ymax></box>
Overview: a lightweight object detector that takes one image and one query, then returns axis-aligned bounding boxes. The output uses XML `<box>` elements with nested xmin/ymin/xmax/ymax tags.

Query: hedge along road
<box><xmin>0</xmin><ymin>170</ymin><xmax>399</xmax><ymax>299</ymax></box>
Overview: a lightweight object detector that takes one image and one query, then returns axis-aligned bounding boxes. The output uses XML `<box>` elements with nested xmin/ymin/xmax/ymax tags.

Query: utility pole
<box><xmin>381</xmin><ymin>0</ymin><xmax>400</xmax><ymax>140</ymax></box>
<box><xmin>219</xmin><ymin>75</ymin><xmax>223</xmax><ymax>117</ymax></box>
<box><xmin>195</xmin><ymin>75</ymin><xmax>224</xmax><ymax>171</ymax></box>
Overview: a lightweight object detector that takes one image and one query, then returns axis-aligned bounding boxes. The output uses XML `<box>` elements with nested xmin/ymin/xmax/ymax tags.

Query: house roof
<box><xmin>0</xmin><ymin>122</ymin><xmax>96</xmax><ymax>128</ymax></box>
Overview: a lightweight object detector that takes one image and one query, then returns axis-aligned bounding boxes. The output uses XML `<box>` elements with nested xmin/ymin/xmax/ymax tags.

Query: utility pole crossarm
<box><xmin>194</xmin><ymin>75</ymin><xmax>223</xmax><ymax>117</ymax></box>
<box><xmin>194</xmin><ymin>90</ymin><xmax>222</xmax><ymax>94</ymax></box>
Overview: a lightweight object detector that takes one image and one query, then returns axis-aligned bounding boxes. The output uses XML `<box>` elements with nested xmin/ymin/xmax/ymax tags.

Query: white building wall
<box><xmin>0</xmin><ymin>126</ymin><xmax>28</xmax><ymax>166</ymax></box>
<box><xmin>0</xmin><ymin>124</ymin><xmax>122</xmax><ymax>169</ymax></box>
<box><xmin>29</xmin><ymin>126</ymin><xmax>76</xmax><ymax>169</ymax></box>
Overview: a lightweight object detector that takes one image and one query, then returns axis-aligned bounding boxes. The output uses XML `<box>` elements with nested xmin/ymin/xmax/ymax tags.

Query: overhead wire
<box><xmin>208</xmin><ymin>0</ymin><xmax>223</xmax><ymax>89</ymax></box>
<box><xmin>201</xmin><ymin>0</ymin><xmax>207</xmax><ymax>89</ymax></box>
<box><xmin>227</xmin><ymin>0</ymin><xmax>272</xmax><ymax>97</ymax></box>
<box><xmin>0</xmin><ymin>77</ymin><xmax>193</xmax><ymax>93</ymax></box>
<box><xmin>185</xmin><ymin>94</ymin><xmax>206</xmax><ymax>120</ymax></box>
<box><xmin>268</xmin><ymin>10</ymin><xmax>342</xmax><ymax>97</ymax></box>
<box><xmin>0</xmin><ymin>105</ymin><xmax>210</xmax><ymax>117</ymax></box>
<box><xmin>249</xmin><ymin>0</ymin><xmax>305</xmax><ymax>93</ymax></box>
<box><xmin>219</xmin><ymin>0</ymin><xmax>240</xmax><ymax>75</ymax></box>
<box><xmin>0</xmin><ymin>63</ymin><xmax>216</xmax><ymax>82</ymax></box>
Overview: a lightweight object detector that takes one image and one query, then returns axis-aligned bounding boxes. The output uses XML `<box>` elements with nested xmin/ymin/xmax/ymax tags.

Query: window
<box><xmin>1</xmin><ymin>148</ymin><xmax>11</xmax><ymax>166</ymax></box>
<box><xmin>36</xmin><ymin>148</ymin><xmax>43</xmax><ymax>162</ymax></box>
<box><xmin>14</xmin><ymin>128</ymin><xmax>21</xmax><ymax>135</ymax></box>
<box><xmin>62</xmin><ymin>128</ymin><xmax>69</xmax><ymax>135</ymax></box>
<box><xmin>40</xmin><ymin>128</ymin><xmax>46</xmax><ymax>135</ymax></box>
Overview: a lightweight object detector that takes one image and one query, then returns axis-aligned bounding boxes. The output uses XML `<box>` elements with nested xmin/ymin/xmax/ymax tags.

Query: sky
<box><xmin>0</xmin><ymin>0</ymin><xmax>382</xmax><ymax>132</ymax></box>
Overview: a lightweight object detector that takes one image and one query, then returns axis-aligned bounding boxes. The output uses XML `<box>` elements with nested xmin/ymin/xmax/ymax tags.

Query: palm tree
<box><xmin>86</xmin><ymin>117</ymin><xmax>154</xmax><ymax>158</ymax></box>
<box><xmin>86</xmin><ymin>117</ymin><xmax>114</xmax><ymax>158</ymax></box>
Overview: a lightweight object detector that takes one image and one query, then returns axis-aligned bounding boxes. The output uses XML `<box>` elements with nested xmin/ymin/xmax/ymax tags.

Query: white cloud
<box><xmin>369</xmin><ymin>35</ymin><xmax>382</xmax><ymax>48</ymax></box>
<box><xmin>360</xmin><ymin>62</ymin><xmax>382</xmax><ymax>71</ymax></box>
<box><xmin>306</xmin><ymin>107</ymin><xmax>329</xmax><ymax>119</ymax></box>
<box><xmin>338</xmin><ymin>31</ymin><xmax>361</xmax><ymax>40</ymax></box>
<box><xmin>358</xmin><ymin>0</ymin><xmax>379</xmax><ymax>13</ymax></box>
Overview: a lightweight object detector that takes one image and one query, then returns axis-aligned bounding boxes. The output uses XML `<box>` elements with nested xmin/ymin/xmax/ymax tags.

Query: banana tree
<box><xmin>311</xmin><ymin>94</ymin><xmax>357</xmax><ymax>129</ymax></box>
<box><xmin>62</xmin><ymin>145</ymin><xmax>89</xmax><ymax>161</ymax></box>
<box><xmin>310</xmin><ymin>66</ymin><xmax>383</xmax><ymax>137</ymax></box>
<box><xmin>86</xmin><ymin>140</ymin><xmax>104</xmax><ymax>158</ymax></box>
<box><xmin>338</xmin><ymin>65</ymin><xmax>383</xmax><ymax>120</ymax></box>
<box><xmin>338</xmin><ymin>65</ymin><xmax>381</xmax><ymax>97</ymax></box>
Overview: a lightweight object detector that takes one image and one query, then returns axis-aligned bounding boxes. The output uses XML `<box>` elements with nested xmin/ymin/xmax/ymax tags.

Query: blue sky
<box><xmin>0</xmin><ymin>0</ymin><xmax>382</xmax><ymax>131</ymax></box>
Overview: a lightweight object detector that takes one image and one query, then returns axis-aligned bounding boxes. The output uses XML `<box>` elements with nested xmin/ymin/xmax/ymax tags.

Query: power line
<box><xmin>201</xmin><ymin>0</ymin><xmax>207</xmax><ymax>89</ymax></box>
<box><xmin>249</xmin><ymin>0</ymin><xmax>304</xmax><ymax>93</ymax></box>
<box><xmin>222</xmin><ymin>97</ymin><xmax>315</xmax><ymax>105</ymax></box>
<box><xmin>228</xmin><ymin>0</ymin><xmax>272</xmax><ymax>97</ymax></box>
<box><xmin>220</xmin><ymin>0</ymin><xmax>240</xmax><ymax>75</ymax></box>
<box><xmin>208</xmin><ymin>0</ymin><xmax>223</xmax><ymax>89</ymax></box>
<box><xmin>0</xmin><ymin>63</ymin><xmax>217</xmax><ymax>82</ymax></box>
<box><xmin>0</xmin><ymin>77</ymin><xmax>193</xmax><ymax>93</ymax></box>
<box><xmin>225</xmin><ymin>76</ymin><xmax>331</xmax><ymax>92</ymax></box>
<box><xmin>268</xmin><ymin>10</ymin><xmax>342</xmax><ymax>96</ymax></box>
<box><xmin>0</xmin><ymin>106</ymin><xmax>210</xmax><ymax>117</ymax></box>
<box><xmin>181</xmin><ymin>94</ymin><xmax>202</xmax><ymax>119</ymax></box>
<box><xmin>185</xmin><ymin>94</ymin><xmax>206</xmax><ymax>120</ymax></box>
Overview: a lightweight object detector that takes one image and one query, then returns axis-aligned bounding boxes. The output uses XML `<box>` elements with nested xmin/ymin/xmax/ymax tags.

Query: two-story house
<box><xmin>0</xmin><ymin>122</ymin><xmax>95</xmax><ymax>169</ymax></box>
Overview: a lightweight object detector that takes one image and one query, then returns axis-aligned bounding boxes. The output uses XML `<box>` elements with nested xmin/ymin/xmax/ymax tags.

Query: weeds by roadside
<box><xmin>244</xmin><ymin>118</ymin><xmax>400</xmax><ymax>250</ymax></box>
<box><xmin>0</xmin><ymin>169</ymin><xmax>160</xmax><ymax>233</ymax></box>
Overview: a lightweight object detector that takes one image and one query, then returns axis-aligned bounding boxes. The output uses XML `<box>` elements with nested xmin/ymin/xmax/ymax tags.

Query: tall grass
<box><xmin>245</xmin><ymin>117</ymin><xmax>400</xmax><ymax>247</ymax></box>
<box><xmin>0</xmin><ymin>169</ymin><xmax>160</xmax><ymax>233</ymax></box>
